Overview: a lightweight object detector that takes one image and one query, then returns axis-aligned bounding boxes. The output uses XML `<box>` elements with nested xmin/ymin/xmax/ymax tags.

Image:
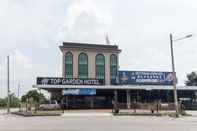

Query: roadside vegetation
<box><xmin>0</xmin><ymin>90</ymin><xmax>46</xmax><ymax>109</ymax></box>
<box><xmin>185</xmin><ymin>72</ymin><xmax>197</xmax><ymax>86</ymax></box>
<box><xmin>0</xmin><ymin>93</ymin><xmax>20</xmax><ymax>108</ymax></box>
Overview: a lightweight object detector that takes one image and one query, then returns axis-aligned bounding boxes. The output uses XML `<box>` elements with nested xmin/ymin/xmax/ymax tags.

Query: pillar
<box><xmin>126</xmin><ymin>90</ymin><xmax>131</xmax><ymax>109</ymax></box>
<box><xmin>114</xmin><ymin>90</ymin><xmax>119</xmax><ymax>112</ymax></box>
<box><xmin>90</xmin><ymin>97</ymin><xmax>94</xmax><ymax>109</ymax></box>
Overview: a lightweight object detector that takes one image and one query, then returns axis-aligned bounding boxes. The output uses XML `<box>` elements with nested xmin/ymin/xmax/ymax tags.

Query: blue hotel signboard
<box><xmin>63</xmin><ymin>88</ymin><xmax>96</xmax><ymax>96</ymax></box>
<box><xmin>119</xmin><ymin>71</ymin><xmax>174</xmax><ymax>85</ymax></box>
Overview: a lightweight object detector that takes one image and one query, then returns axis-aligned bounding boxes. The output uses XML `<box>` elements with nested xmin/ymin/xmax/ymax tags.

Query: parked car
<box><xmin>179</xmin><ymin>98</ymin><xmax>197</xmax><ymax>110</ymax></box>
<box><xmin>39</xmin><ymin>100</ymin><xmax>61</xmax><ymax>110</ymax></box>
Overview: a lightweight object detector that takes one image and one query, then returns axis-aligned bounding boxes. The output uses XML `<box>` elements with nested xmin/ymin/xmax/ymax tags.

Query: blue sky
<box><xmin>1</xmin><ymin>0</ymin><xmax>197</xmax><ymax>97</ymax></box>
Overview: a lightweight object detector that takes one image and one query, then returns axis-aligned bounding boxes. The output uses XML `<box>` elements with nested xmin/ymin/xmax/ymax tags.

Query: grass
<box><xmin>113</xmin><ymin>112</ymin><xmax>162</xmax><ymax>116</ymax></box>
<box><xmin>12</xmin><ymin>110</ymin><xmax>63</xmax><ymax>117</ymax></box>
<box><xmin>113</xmin><ymin>111</ymin><xmax>191</xmax><ymax>117</ymax></box>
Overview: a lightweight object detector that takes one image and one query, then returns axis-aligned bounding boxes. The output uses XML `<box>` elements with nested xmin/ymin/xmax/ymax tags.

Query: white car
<box><xmin>39</xmin><ymin>100</ymin><xmax>61</xmax><ymax>110</ymax></box>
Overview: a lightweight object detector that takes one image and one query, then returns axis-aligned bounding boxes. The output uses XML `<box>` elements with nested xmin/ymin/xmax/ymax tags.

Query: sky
<box><xmin>1</xmin><ymin>0</ymin><xmax>197</xmax><ymax>97</ymax></box>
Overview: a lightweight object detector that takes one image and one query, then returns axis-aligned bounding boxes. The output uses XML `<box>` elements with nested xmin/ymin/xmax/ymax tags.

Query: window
<box><xmin>65</xmin><ymin>52</ymin><xmax>73</xmax><ymax>78</ymax></box>
<box><xmin>96</xmin><ymin>54</ymin><xmax>105</xmax><ymax>80</ymax></box>
<box><xmin>78</xmin><ymin>53</ymin><xmax>88</xmax><ymax>78</ymax></box>
<box><xmin>110</xmin><ymin>54</ymin><xmax>118</xmax><ymax>80</ymax></box>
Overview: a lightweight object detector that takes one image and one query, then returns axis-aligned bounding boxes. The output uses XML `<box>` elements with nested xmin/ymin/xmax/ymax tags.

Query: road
<box><xmin>1</xmin><ymin>110</ymin><xmax>197</xmax><ymax>131</ymax></box>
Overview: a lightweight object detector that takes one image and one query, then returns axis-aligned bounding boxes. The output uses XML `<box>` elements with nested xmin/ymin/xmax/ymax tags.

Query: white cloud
<box><xmin>0</xmin><ymin>49</ymin><xmax>61</xmax><ymax>97</ymax></box>
<box><xmin>12</xmin><ymin>50</ymin><xmax>33</xmax><ymax>69</ymax></box>
<box><xmin>66</xmin><ymin>0</ymin><xmax>111</xmax><ymax>30</ymax></box>
<box><xmin>58</xmin><ymin>0</ymin><xmax>112</xmax><ymax>43</ymax></box>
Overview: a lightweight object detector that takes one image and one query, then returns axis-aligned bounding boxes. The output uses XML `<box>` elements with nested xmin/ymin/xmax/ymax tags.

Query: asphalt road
<box><xmin>1</xmin><ymin>110</ymin><xmax>197</xmax><ymax>131</ymax></box>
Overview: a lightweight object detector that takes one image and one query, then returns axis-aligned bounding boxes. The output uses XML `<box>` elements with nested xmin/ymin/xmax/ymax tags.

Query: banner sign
<box><xmin>62</xmin><ymin>88</ymin><xmax>96</xmax><ymax>95</ymax></box>
<box><xmin>119</xmin><ymin>71</ymin><xmax>174</xmax><ymax>85</ymax></box>
<box><xmin>37</xmin><ymin>77</ymin><xmax>104</xmax><ymax>85</ymax></box>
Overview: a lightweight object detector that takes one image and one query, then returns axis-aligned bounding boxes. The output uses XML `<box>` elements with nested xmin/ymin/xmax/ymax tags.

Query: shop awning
<box><xmin>33</xmin><ymin>84</ymin><xmax>197</xmax><ymax>91</ymax></box>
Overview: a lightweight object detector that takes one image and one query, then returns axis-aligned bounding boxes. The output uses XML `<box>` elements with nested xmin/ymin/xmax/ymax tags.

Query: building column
<box><xmin>114</xmin><ymin>90</ymin><xmax>118</xmax><ymax>110</ymax></box>
<box><xmin>62</xmin><ymin>51</ymin><xmax>65</xmax><ymax>77</ymax></box>
<box><xmin>90</xmin><ymin>97</ymin><xmax>94</xmax><ymax>109</ymax></box>
<box><xmin>105</xmin><ymin>53</ymin><xmax>110</xmax><ymax>85</ymax></box>
<box><xmin>66</xmin><ymin>96</ymin><xmax>68</xmax><ymax>109</ymax></box>
<box><xmin>126</xmin><ymin>90</ymin><xmax>131</xmax><ymax>109</ymax></box>
<box><xmin>73</xmin><ymin>51</ymin><xmax>78</xmax><ymax>78</ymax></box>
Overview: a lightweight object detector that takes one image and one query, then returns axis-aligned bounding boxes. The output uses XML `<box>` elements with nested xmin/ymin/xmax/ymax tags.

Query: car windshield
<box><xmin>50</xmin><ymin>100</ymin><xmax>56</xmax><ymax>104</ymax></box>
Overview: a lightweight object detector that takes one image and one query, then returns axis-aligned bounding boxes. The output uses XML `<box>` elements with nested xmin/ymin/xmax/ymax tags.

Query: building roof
<box><xmin>59</xmin><ymin>42</ymin><xmax>121</xmax><ymax>52</ymax></box>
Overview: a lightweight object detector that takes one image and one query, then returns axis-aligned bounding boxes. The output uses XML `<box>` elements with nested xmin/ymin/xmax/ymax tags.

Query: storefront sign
<box><xmin>37</xmin><ymin>77</ymin><xmax>104</xmax><ymax>85</ymax></box>
<box><xmin>62</xmin><ymin>88</ymin><xmax>96</xmax><ymax>95</ymax></box>
<box><xmin>119</xmin><ymin>71</ymin><xmax>174</xmax><ymax>85</ymax></box>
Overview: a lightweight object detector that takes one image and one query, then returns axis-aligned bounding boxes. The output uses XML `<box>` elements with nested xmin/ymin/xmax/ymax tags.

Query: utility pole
<box><xmin>18</xmin><ymin>83</ymin><xmax>20</xmax><ymax>98</ymax></box>
<box><xmin>7</xmin><ymin>55</ymin><xmax>10</xmax><ymax>114</ymax></box>
<box><xmin>169</xmin><ymin>33</ymin><xmax>193</xmax><ymax>117</ymax></box>
<box><xmin>170</xmin><ymin>34</ymin><xmax>179</xmax><ymax>117</ymax></box>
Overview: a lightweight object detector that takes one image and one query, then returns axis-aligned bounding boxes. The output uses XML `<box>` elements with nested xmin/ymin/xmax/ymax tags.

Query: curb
<box><xmin>11</xmin><ymin>112</ymin><xmax>62</xmax><ymax>117</ymax></box>
<box><xmin>62</xmin><ymin>112</ymin><xmax>113</xmax><ymax>117</ymax></box>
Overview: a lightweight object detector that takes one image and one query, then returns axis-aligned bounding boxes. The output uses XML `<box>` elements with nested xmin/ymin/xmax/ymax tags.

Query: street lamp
<box><xmin>170</xmin><ymin>33</ymin><xmax>193</xmax><ymax>117</ymax></box>
<box><xmin>7</xmin><ymin>55</ymin><xmax>10</xmax><ymax>114</ymax></box>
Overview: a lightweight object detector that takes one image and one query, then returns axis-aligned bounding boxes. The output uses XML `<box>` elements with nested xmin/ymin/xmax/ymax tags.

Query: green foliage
<box><xmin>9</xmin><ymin>93</ymin><xmax>20</xmax><ymax>107</ymax></box>
<box><xmin>21</xmin><ymin>90</ymin><xmax>47</xmax><ymax>103</ymax></box>
<box><xmin>185</xmin><ymin>72</ymin><xmax>197</xmax><ymax>86</ymax></box>
<box><xmin>0</xmin><ymin>90</ymin><xmax>46</xmax><ymax>108</ymax></box>
<box><xmin>0</xmin><ymin>98</ymin><xmax>7</xmax><ymax>107</ymax></box>
<box><xmin>21</xmin><ymin>95</ymin><xmax>27</xmax><ymax>103</ymax></box>
<box><xmin>0</xmin><ymin>93</ymin><xmax>20</xmax><ymax>108</ymax></box>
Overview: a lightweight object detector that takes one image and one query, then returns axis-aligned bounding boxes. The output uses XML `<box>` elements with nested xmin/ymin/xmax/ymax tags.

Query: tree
<box><xmin>0</xmin><ymin>93</ymin><xmax>20</xmax><ymax>108</ymax></box>
<box><xmin>21</xmin><ymin>90</ymin><xmax>46</xmax><ymax>103</ymax></box>
<box><xmin>0</xmin><ymin>98</ymin><xmax>6</xmax><ymax>107</ymax></box>
<box><xmin>185</xmin><ymin>72</ymin><xmax>197</xmax><ymax>86</ymax></box>
<box><xmin>21</xmin><ymin>95</ymin><xmax>27</xmax><ymax>103</ymax></box>
<box><xmin>9</xmin><ymin>93</ymin><xmax>20</xmax><ymax>107</ymax></box>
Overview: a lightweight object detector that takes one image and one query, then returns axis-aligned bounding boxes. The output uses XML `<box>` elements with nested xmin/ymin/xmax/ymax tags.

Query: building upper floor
<box><xmin>59</xmin><ymin>42</ymin><xmax>121</xmax><ymax>85</ymax></box>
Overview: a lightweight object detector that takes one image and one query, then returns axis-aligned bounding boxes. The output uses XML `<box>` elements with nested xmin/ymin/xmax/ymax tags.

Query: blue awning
<box><xmin>62</xmin><ymin>88</ymin><xmax>96</xmax><ymax>95</ymax></box>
